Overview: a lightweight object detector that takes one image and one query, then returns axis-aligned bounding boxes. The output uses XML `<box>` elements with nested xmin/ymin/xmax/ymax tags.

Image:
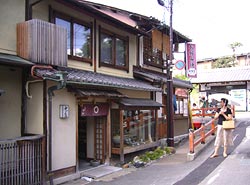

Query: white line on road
<box><xmin>233</xmin><ymin>134</ymin><xmax>239</xmax><ymax>142</ymax></box>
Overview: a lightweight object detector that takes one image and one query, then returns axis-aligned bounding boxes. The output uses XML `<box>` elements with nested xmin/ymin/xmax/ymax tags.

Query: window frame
<box><xmin>99</xmin><ymin>27</ymin><xmax>129</xmax><ymax>72</ymax></box>
<box><xmin>52</xmin><ymin>11</ymin><xmax>93</xmax><ymax>64</ymax></box>
<box><xmin>143</xmin><ymin>36</ymin><xmax>167</xmax><ymax>69</ymax></box>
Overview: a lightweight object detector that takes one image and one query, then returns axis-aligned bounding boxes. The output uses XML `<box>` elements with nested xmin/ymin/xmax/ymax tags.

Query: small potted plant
<box><xmin>90</xmin><ymin>155</ymin><xmax>100</xmax><ymax>167</ymax></box>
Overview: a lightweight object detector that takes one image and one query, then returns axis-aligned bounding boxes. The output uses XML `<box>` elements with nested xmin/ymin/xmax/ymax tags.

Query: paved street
<box><xmin>61</xmin><ymin>112</ymin><xmax>250</xmax><ymax>185</ymax></box>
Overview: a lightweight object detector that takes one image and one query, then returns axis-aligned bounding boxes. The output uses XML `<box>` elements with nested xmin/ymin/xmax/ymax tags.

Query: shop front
<box><xmin>110</xmin><ymin>98</ymin><xmax>162</xmax><ymax>162</ymax></box>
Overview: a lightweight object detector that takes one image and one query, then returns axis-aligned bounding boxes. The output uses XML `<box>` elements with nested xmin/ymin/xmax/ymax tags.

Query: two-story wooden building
<box><xmin>0</xmin><ymin>0</ymin><xmax>192</xmax><ymax>184</ymax></box>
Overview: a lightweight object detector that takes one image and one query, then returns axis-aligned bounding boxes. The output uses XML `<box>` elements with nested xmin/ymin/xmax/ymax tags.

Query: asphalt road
<box><xmin>174</xmin><ymin>118</ymin><xmax>248</xmax><ymax>185</ymax></box>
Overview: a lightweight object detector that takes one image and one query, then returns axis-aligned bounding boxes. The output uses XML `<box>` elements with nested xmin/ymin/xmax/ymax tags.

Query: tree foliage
<box><xmin>212</xmin><ymin>42</ymin><xmax>243</xmax><ymax>69</ymax></box>
<box><xmin>174</xmin><ymin>74</ymin><xmax>189</xmax><ymax>80</ymax></box>
<box><xmin>212</xmin><ymin>56</ymin><xmax>234</xmax><ymax>68</ymax></box>
<box><xmin>229</xmin><ymin>42</ymin><xmax>243</xmax><ymax>53</ymax></box>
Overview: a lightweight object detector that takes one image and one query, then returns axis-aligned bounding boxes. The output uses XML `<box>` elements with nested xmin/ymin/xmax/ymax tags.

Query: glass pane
<box><xmin>116</xmin><ymin>38</ymin><xmax>126</xmax><ymax>66</ymax></box>
<box><xmin>123</xmin><ymin>110</ymin><xmax>155</xmax><ymax>146</ymax></box>
<box><xmin>100</xmin><ymin>33</ymin><xmax>112</xmax><ymax>64</ymax></box>
<box><xmin>73</xmin><ymin>23</ymin><xmax>91</xmax><ymax>58</ymax></box>
<box><xmin>55</xmin><ymin>18</ymin><xmax>71</xmax><ymax>55</ymax></box>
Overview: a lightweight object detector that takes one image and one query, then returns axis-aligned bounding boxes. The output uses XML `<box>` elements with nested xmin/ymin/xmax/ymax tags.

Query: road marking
<box><xmin>233</xmin><ymin>134</ymin><xmax>239</xmax><ymax>141</ymax></box>
<box><xmin>206</xmin><ymin>169</ymin><xmax>222</xmax><ymax>185</ymax></box>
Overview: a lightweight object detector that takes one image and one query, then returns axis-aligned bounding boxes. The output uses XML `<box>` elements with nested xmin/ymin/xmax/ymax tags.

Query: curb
<box><xmin>187</xmin><ymin>134</ymin><xmax>216</xmax><ymax>161</ymax></box>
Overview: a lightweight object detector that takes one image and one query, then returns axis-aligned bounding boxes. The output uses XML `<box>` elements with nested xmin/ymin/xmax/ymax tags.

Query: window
<box><xmin>99</xmin><ymin>28</ymin><xmax>128</xmax><ymax>71</ymax></box>
<box><xmin>54</xmin><ymin>14</ymin><xmax>92</xmax><ymax>63</ymax></box>
<box><xmin>111</xmin><ymin>109</ymin><xmax>156</xmax><ymax>149</ymax></box>
<box><xmin>143</xmin><ymin>36</ymin><xmax>168</xmax><ymax>69</ymax></box>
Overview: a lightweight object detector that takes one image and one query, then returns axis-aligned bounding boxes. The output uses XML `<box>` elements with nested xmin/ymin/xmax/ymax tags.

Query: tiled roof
<box><xmin>191</xmin><ymin>67</ymin><xmax>250</xmax><ymax>84</ymax></box>
<box><xmin>68</xmin><ymin>0</ymin><xmax>191</xmax><ymax>43</ymax></box>
<box><xmin>68</xmin><ymin>87</ymin><xmax>128</xmax><ymax>98</ymax></box>
<box><xmin>34</xmin><ymin>66</ymin><xmax>162</xmax><ymax>92</ymax></box>
<box><xmin>133</xmin><ymin>66</ymin><xmax>193</xmax><ymax>89</ymax></box>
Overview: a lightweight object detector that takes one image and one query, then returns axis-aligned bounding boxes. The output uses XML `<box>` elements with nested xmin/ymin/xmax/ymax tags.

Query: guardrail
<box><xmin>189</xmin><ymin>119</ymin><xmax>217</xmax><ymax>154</ymax></box>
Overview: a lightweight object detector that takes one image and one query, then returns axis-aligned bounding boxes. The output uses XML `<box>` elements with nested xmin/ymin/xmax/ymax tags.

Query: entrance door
<box><xmin>95</xmin><ymin>117</ymin><xmax>106</xmax><ymax>163</ymax></box>
<box><xmin>78</xmin><ymin>117</ymin><xmax>87</xmax><ymax>160</ymax></box>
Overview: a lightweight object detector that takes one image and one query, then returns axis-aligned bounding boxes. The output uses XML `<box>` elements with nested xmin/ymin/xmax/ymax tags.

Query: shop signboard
<box><xmin>81</xmin><ymin>103</ymin><xmax>109</xmax><ymax>116</ymax></box>
<box><xmin>186</xmin><ymin>43</ymin><xmax>197</xmax><ymax>78</ymax></box>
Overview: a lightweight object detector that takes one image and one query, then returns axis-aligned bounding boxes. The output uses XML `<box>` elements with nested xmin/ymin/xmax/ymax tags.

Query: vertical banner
<box><xmin>186</xmin><ymin>43</ymin><xmax>197</xmax><ymax>78</ymax></box>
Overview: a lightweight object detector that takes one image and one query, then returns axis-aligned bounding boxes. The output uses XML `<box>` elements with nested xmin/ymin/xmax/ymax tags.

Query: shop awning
<box><xmin>133</xmin><ymin>66</ymin><xmax>193</xmax><ymax>89</ymax></box>
<box><xmin>118</xmin><ymin>98</ymin><xmax>162</xmax><ymax>110</ymax></box>
<box><xmin>69</xmin><ymin>88</ymin><xmax>128</xmax><ymax>98</ymax></box>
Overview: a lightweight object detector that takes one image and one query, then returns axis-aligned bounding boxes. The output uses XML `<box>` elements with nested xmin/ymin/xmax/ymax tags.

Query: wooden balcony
<box><xmin>17</xmin><ymin>19</ymin><xmax>67</xmax><ymax>67</ymax></box>
<box><xmin>0</xmin><ymin>135</ymin><xmax>45</xmax><ymax>185</ymax></box>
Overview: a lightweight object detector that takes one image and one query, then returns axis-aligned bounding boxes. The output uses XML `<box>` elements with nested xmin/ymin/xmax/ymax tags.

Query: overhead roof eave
<box><xmin>59</xmin><ymin>0</ymin><xmax>150</xmax><ymax>36</ymax></box>
<box><xmin>0</xmin><ymin>53</ymin><xmax>33</xmax><ymax>67</ymax></box>
<box><xmin>118</xmin><ymin>98</ymin><xmax>162</xmax><ymax>110</ymax></box>
<box><xmin>33</xmin><ymin>66</ymin><xmax>162</xmax><ymax>92</ymax></box>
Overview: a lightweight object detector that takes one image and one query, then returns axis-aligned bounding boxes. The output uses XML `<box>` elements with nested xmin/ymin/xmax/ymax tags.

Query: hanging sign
<box><xmin>186</xmin><ymin>43</ymin><xmax>197</xmax><ymax>78</ymax></box>
<box><xmin>81</xmin><ymin>104</ymin><xmax>109</xmax><ymax>116</ymax></box>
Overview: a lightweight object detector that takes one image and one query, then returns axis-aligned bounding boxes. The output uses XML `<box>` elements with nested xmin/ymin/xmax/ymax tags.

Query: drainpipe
<box><xmin>47</xmin><ymin>71</ymin><xmax>68</xmax><ymax>172</ymax></box>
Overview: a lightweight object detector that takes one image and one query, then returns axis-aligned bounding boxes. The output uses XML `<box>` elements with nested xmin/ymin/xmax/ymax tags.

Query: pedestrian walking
<box><xmin>210</xmin><ymin>98</ymin><xmax>234</xmax><ymax>158</ymax></box>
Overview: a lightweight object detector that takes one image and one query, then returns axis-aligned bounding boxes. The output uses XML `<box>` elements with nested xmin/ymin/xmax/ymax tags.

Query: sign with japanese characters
<box><xmin>186</xmin><ymin>43</ymin><xmax>197</xmax><ymax>78</ymax></box>
<box><xmin>81</xmin><ymin>104</ymin><xmax>109</xmax><ymax>116</ymax></box>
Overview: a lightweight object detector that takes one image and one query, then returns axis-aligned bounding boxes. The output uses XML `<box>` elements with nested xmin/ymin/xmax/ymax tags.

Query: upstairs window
<box><xmin>99</xmin><ymin>28</ymin><xmax>129</xmax><ymax>72</ymax></box>
<box><xmin>54</xmin><ymin>13</ymin><xmax>92</xmax><ymax>64</ymax></box>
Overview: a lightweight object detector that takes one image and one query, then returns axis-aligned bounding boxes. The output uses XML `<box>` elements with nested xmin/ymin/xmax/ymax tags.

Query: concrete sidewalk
<box><xmin>58</xmin><ymin>134</ymin><xmax>215</xmax><ymax>185</ymax></box>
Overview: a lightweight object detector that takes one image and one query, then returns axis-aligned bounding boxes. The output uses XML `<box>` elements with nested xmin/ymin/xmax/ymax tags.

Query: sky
<box><xmin>88</xmin><ymin>0</ymin><xmax>250</xmax><ymax>60</ymax></box>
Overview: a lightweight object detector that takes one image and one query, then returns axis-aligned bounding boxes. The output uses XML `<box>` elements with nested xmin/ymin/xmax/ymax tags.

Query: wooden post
<box><xmin>119</xmin><ymin>110</ymin><xmax>124</xmax><ymax>163</ymax></box>
<box><xmin>200</xmin><ymin>125</ymin><xmax>205</xmax><ymax>144</ymax></box>
<box><xmin>189</xmin><ymin>129</ymin><xmax>194</xmax><ymax>153</ymax></box>
<box><xmin>155</xmin><ymin>109</ymin><xmax>159</xmax><ymax>140</ymax></box>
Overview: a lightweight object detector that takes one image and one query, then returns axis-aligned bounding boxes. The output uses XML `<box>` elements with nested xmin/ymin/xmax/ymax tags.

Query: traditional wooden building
<box><xmin>0</xmin><ymin>0</ymin><xmax>191</xmax><ymax>184</ymax></box>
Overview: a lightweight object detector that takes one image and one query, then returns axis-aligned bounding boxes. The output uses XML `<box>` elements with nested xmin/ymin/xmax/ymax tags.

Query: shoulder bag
<box><xmin>222</xmin><ymin>120</ymin><xmax>235</xmax><ymax>129</ymax></box>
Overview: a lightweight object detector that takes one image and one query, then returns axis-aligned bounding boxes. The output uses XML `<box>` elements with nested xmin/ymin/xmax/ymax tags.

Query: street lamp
<box><xmin>157</xmin><ymin>0</ymin><xmax>174</xmax><ymax>147</ymax></box>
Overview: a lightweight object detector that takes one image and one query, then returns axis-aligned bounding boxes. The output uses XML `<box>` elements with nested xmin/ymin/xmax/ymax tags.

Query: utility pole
<box><xmin>157</xmin><ymin>0</ymin><xmax>174</xmax><ymax>147</ymax></box>
<box><xmin>167</xmin><ymin>0</ymin><xmax>174</xmax><ymax>147</ymax></box>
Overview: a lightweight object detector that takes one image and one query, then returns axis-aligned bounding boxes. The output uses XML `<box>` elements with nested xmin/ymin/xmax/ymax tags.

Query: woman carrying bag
<box><xmin>210</xmin><ymin>98</ymin><xmax>234</xmax><ymax>158</ymax></box>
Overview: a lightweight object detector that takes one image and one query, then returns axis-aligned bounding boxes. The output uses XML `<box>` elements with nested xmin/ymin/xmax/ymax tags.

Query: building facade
<box><xmin>0</xmin><ymin>0</ymin><xmax>192</xmax><ymax>184</ymax></box>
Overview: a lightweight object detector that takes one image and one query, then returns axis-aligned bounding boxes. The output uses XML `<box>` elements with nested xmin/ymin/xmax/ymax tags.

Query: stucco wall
<box><xmin>48</xmin><ymin>82</ymin><xmax>77</xmax><ymax>171</ymax></box>
<box><xmin>0</xmin><ymin>66</ymin><xmax>22</xmax><ymax>139</ymax></box>
<box><xmin>0</xmin><ymin>0</ymin><xmax>25</xmax><ymax>54</ymax></box>
<box><xmin>26</xmin><ymin>81</ymin><xmax>44</xmax><ymax>134</ymax></box>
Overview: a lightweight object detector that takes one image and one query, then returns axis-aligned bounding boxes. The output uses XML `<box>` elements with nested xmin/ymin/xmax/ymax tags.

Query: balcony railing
<box><xmin>17</xmin><ymin>19</ymin><xmax>67</xmax><ymax>67</ymax></box>
<box><xmin>0</xmin><ymin>135</ymin><xmax>45</xmax><ymax>185</ymax></box>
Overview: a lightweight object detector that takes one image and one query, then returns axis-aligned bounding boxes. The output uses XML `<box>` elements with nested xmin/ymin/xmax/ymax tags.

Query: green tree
<box><xmin>229</xmin><ymin>42</ymin><xmax>243</xmax><ymax>66</ymax></box>
<box><xmin>212</xmin><ymin>56</ymin><xmax>234</xmax><ymax>68</ymax></box>
<box><xmin>174</xmin><ymin>74</ymin><xmax>188</xmax><ymax>80</ymax></box>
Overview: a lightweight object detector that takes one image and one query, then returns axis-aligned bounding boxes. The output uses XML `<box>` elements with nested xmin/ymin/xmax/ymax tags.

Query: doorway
<box><xmin>78</xmin><ymin>114</ymin><xmax>107</xmax><ymax>170</ymax></box>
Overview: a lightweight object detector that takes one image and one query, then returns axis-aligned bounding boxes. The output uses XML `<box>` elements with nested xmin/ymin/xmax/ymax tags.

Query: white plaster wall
<box><xmin>0</xmin><ymin>66</ymin><xmax>22</xmax><ymax>139</ymax></box>
<box><xmin>26</xmin><ymin>81</ymin><xmax>44</xmax><ymax>134</ymax></box>
<box><xmin>0</xmin><ymin>0</ymin><xmax>25</xmax><ymax>54</ymax></box>
<box><xmin>49</xmin><ymin>84</ymin><xmax>77</xmax><ymax>171</ymax></box>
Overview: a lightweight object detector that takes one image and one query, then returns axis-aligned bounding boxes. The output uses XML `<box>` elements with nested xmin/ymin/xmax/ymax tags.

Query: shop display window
<box><xmin>111</xmin><ymin>109</ymin><xmax>156</xmax><ymax>148</ymax></box>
